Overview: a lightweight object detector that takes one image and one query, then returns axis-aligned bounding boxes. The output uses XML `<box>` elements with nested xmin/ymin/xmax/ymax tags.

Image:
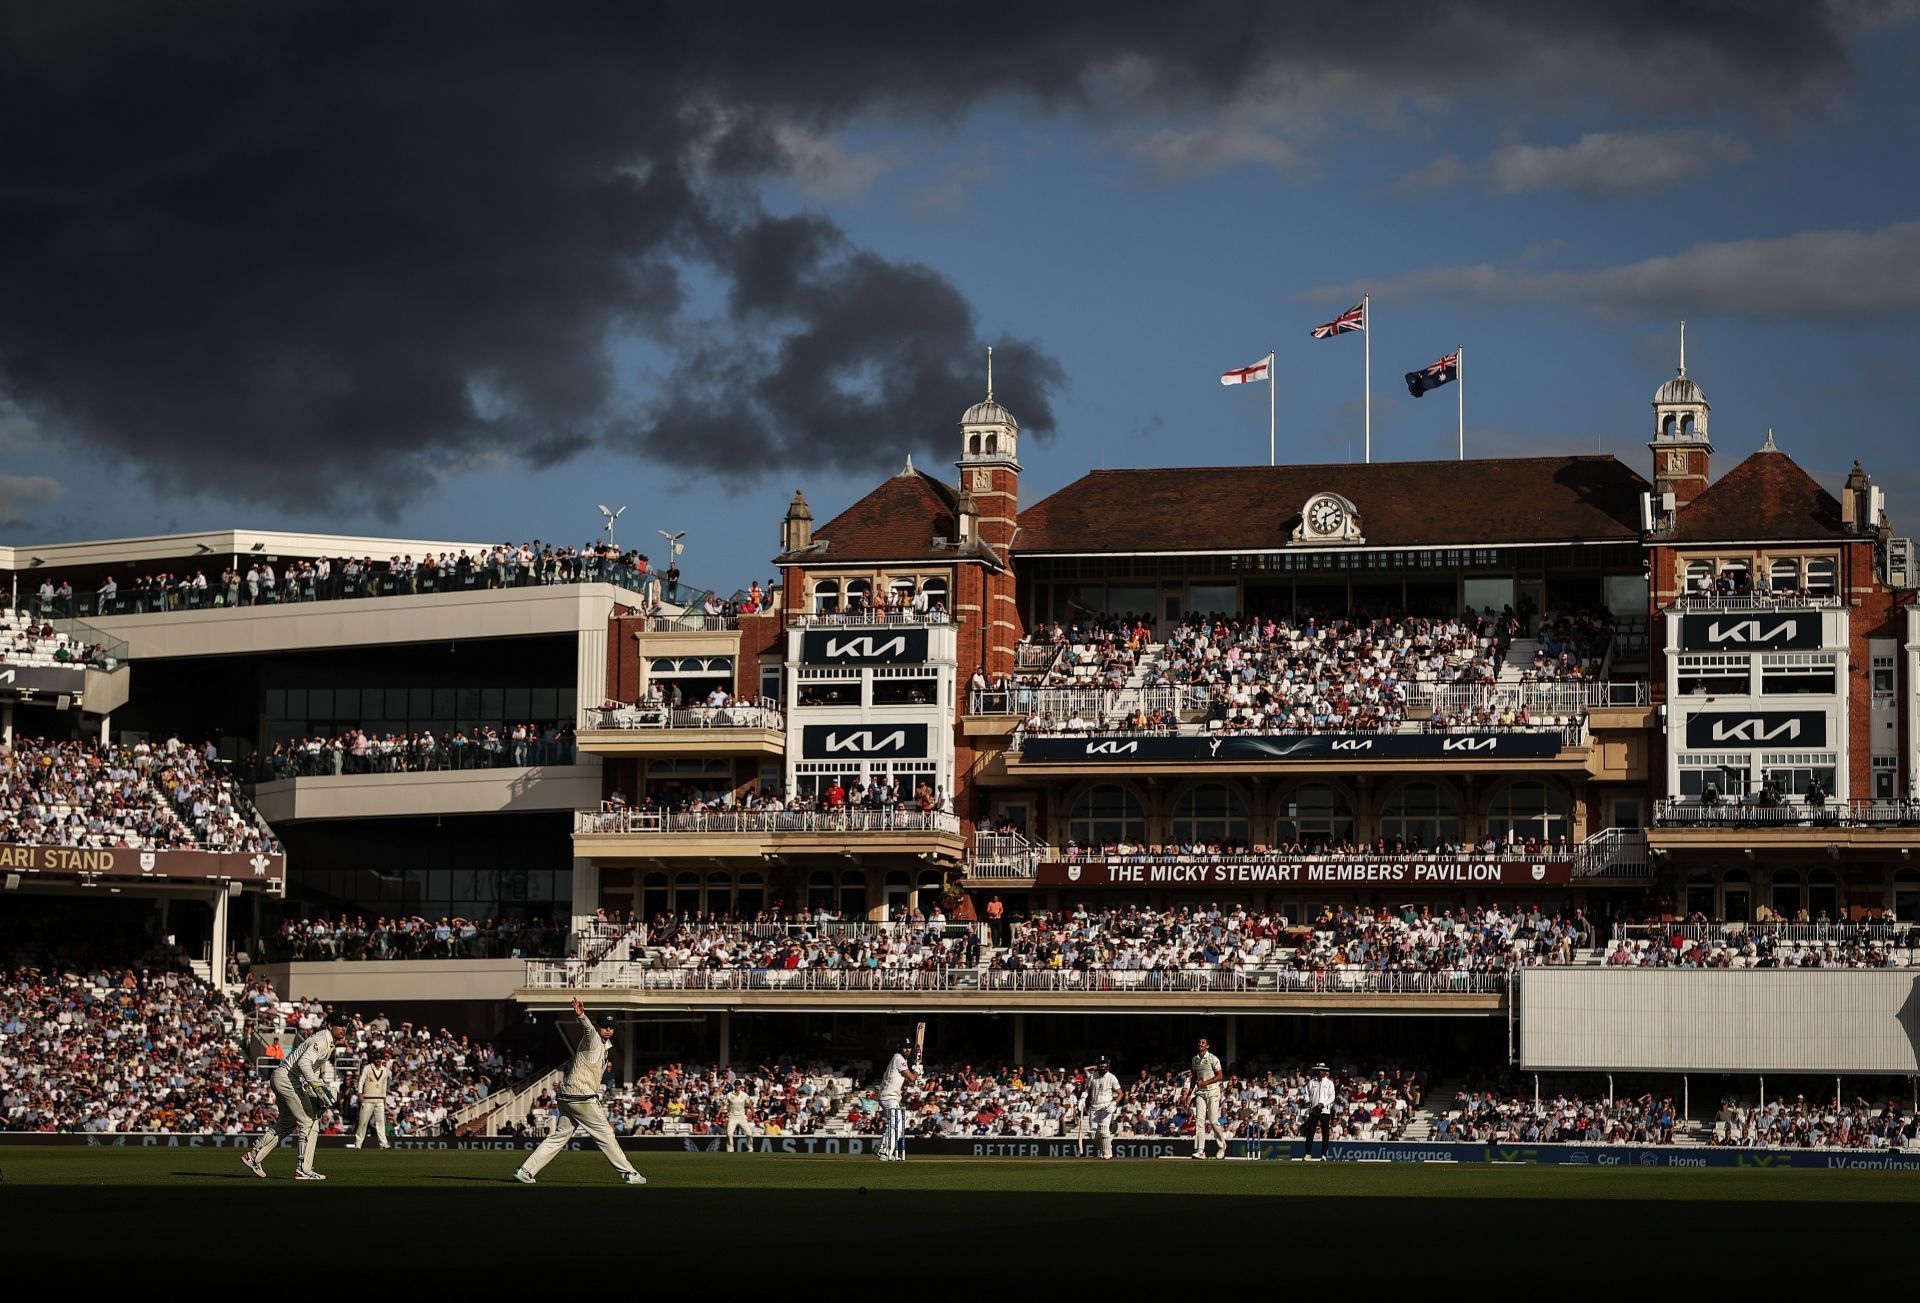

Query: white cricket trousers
<box><xmin>1090</xmin><ymin>1106</ymin><xmax>1115</xmax><ymax>1158</ymax></box>
<box><xmin>250</xmin><ymin>1066</ymin><xmax>321</xmax><ymax>1173</ymax></box>
<box><xmin>880</xmin><ymin>1103</ymin><xmax>907</xmax><ymax>1158</ymax></box>
<box><xmin>520</xmin><ymin>1098</ymin><xmax>638</xmax><ymax>1178</ymax></box>
<box><xmin>727</xmin><ymin>1120</ymin><xmax>752</xmax><ymax>1152</ymax></box>
<box><xmin>1193</xmin><ymin>1090</ymin><xmax>1226</xmax><ymax>1157</ymax></box>
<box><xmin>355</xmin><ymin>1098</ymin><xmax>390</xmax><ymax>1148</ymax></box>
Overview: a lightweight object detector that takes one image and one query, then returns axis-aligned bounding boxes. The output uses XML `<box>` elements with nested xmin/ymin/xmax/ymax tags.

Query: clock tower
<box><xmin>1649</xmin><ymin>320</ymin><xmax>1712</xmax><ymax>512</ymax></box>
<box><xmin>956</xmin><ymin>346</ymin><xmax>1020</xmax><ymax>553</ymax></box>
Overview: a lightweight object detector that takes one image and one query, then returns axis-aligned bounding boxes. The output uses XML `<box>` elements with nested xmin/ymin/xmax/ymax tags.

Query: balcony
<box><xmin>518</xmin><ymin>960</ymin><xmax>1508</xmax><ymax>1013</ymax></box>
<box><xmin>250</xmin><ymin>761</ymin><xmax>600</xmax><ymax>823</ymax></box>
<box><xmin>576</xmin><ymin>698</ymin><xmax>786</xmax><ymax>758</ymax></box>
<box><xmin>572</xmin><ymin>805</ymin><xmax>965</xmax><ymax>864</ymax></box>
<box><xmin>1670</xmin><ymin>593</ymin><xmax>1842</xmax><ymax>612</ymax></box>
<box><xmin>788</xmin><ymin>609</ymin><xmax>959</xmax><ymax>628</ymax></box>
<box><xmin>1649</xmin><ymin>798</ymin><xmax>1920</xmax><ymax>855</ymax></box>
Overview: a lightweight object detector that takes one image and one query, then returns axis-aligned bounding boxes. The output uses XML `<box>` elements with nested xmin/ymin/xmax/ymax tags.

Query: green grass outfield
<box><xmin>3</xmin><ymin>1149</ymin><xmax>1916</xmax><ymax>1279</ymax></box>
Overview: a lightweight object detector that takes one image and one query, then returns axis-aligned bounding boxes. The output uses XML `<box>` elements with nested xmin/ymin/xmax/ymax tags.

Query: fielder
<box><xmin>512</xmin><ymin>999</ymin><xmax>646</xmax><ymax>1186</ymax></box>
<box><xmin>348</xmin><ymin>1051</ymin><xmax>391</xmax><ymax>1150</ymax></box>
<box><xmin>1189</xmin><ymin>1036</ymin><xmax>1227</xmax><ymax>1159</ymax></box>
<box><xmin>876</xmin><ymin>1037</ymin><xmax>920</xmax><ymax>1161</ymax></box>
<box><xmin>726</xmin><ymin>1083</ymin><xmax>753</xmax><ymax>1153</ymax></box>
<box><xmin>1083</xmin><ymin>1055</ymin><xmax>1121</xmax><ymax>1159</ymax></box>
<box><xmin>243</xmin><ymin>1012</ymin><xmax>346</xmax><ymax>1180</ymax></box>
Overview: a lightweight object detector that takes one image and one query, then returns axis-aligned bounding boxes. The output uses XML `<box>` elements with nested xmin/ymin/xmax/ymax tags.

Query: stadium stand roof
<box><xmin>1670</xmin><ymin>446</ymin><xmax>1849</xmax><ymax>543</ymax></box>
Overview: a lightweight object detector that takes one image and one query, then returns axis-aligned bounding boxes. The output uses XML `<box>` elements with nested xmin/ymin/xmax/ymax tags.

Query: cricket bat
<box><xmin>914</xmin><ymin>1020</ymin><xmax>926</xmax><ymax>1063</ymax></box>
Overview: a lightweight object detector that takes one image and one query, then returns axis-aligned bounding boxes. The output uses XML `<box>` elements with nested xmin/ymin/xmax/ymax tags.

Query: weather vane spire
<box><xmin>986</xmin><ymin>344</ymin><xmax>994</xmax><ymax>402</ymax></box>
<box><xmin>1678</xmin><ymin>320</ymin><xmax>1687</xmax><ymax>377</ymax></box>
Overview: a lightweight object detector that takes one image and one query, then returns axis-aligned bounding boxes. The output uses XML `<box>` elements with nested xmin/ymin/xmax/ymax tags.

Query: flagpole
<box><xmin>1457</xmin><ymin>343</ymin><xmax>1465</xmax><ymax>461</ymax></box>
<box><xmin>1363</xmin><ymin>293</ymin><xmax>1371</xmax><ymax>464</ymax></box>
<box><xmin>1268</xmin><ymin>349</ymin><xmax>1276</xmax><ymax>467</ymax></box>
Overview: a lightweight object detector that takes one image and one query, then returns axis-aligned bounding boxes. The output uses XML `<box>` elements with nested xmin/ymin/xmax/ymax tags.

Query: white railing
<box><xmin>1414</xmin><ymin>680</ymin><xmax>1648</xmax><ymax>715</ymax></box>
<box><xmin>576</xmin><ymin>807</ymin><xmax>962</xmax><ymax>836</ymax></box>
<box><xmin>971</xmin><ymin>831</ymin><xmax>1039</xmax><ymax>879</ymax></box>
<box><xmin>1575</xmin><ymin>827</ymin><xmax>1653</xmax><ymax>879</ymax></box>
<box><xmin>524</xmin><ymin>961</ymin><xmax>1513</xmax><ymax>995</ymax></box>
<box><xmin>788</xmin><ymin>609</ymin><xmax>956</xmax><ymax>628</ymax></box>
<box><xmin>1671</xmin><ymin>594</ymin><xmax>1841</xmax><ymax>611</ymax></box>
<box><xmin>1612</xmin><ymin>921</ymin><xmax>1910</xmax><ymax>945</ymax></box>
<box><xmin>1653</xmin><ymin>798</ymin><xmax>1914</xmax><ymax>828</ymax></box>
<box><xmin>584</xmin><ymin>698</ymin><xmax>785</xmax><ymax>731</ymax></box>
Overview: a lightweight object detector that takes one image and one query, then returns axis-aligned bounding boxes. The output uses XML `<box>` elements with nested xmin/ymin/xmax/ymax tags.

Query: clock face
<box><xmin>1309</xmin><ymin>498</ymin><xmax>1345</xmax><ymax>534</ymax></box>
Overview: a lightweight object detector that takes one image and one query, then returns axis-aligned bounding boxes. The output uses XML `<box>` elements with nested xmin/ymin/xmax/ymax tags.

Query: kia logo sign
<box><xmin>799</xmin><ymin>723</ymin><xmax>930</xmax><ymax>759</ymax></box>
<box><xmin>1679</xmin><ymin>612</ymin><xmax>1821</xmax><ymax>652</ymax></box>
<box><xmin>800</xmin><ymin>629</ymin><xmax>929</xmax><ymax>665</ymax></box>
<box><xmin>1682</xmin><ymin>710</ymin><xmax>1826</xmax><ymax>749</ymax></box>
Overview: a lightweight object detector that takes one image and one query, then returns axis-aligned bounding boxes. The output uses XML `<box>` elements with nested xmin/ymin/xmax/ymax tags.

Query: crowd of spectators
<box><xmin>0</xmin><ymin>737</ymin><xmax>270</xmax><ymax>852</ymax></box>
<box><xmin>997</xmin><ymin>902</ymin><xmax>1592</xmax><ymax>976</ymax></box>
<box><xmin>595</xmin><ymin>779</ymin><xmax>957</xmax><ymax>826</ymax></box>
<box><xmin>1521</xmin><ymin>612</ymin><xmax>1614</xmax><ymax>683</ymax></box>
<box><xmin>1020</xmin><ymin>617</ymin><xmax>1155</xmax><ymax>692</ymax></box>
<box><xmin>589</xmin><ymin>1060</ymin><xmax>844</xmax><ymax>1137</ymax></box>
<box><xmin>638</xmin><ymin>915</ymin><xmax>979</xmax><ymax>973</ymax></box>
<box><xmin>0</xmin><ymin>610</ymin><xmax>106</xmax><ymax>669</ymax></box>
<box><xmin>1145</xmin><ymin>611</ymin><xmax>1512</xmax><ymax>735</ymax></box>
<box><xmin>254</xmin><ymin>722</ymin><xmax>577</xmax><ymax>779</ymax></box>
<box><xmin>844</xmin><ymin>1059</ymin><xmax>1424</xmax><ymax>1143</ymax></box>
<box><xmin>1439</xmin><ymin>1076</ymin><xmax>1682</xmax><ymax>1144</ymax></box>
<box><xmin>40</xmin><ymin>541</ymin><xmax>672</xmax><ymax>620</ymax></box>
<box><xmin>269</xmin><ymin>914</ymin><xmax>568</xmax><ymax>961</ymax></box>
<box><xmin>1710</xmin><ymin>1094</ymin><xmax>1917</xmax><ymax>1149</ymax></box>
<box><xmin>1604</xmin><ymin>930</ymin><xmax>1916</xmax><ymax>969</ymax></box>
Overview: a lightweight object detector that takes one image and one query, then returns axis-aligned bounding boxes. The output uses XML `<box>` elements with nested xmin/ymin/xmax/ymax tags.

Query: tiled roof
<box><xmin>780</xmin><ymin>469</ymin><xmax>959</xmax><ymax>563</ymax></box>
<box><xmin>1671</xmin><ymin>448</ymin><xmax>1847</xmax><ymax>542</ymax></box>
<box><xmin>1015</xmin><ymin>456</ymin><xmax>1649</xmax><ymax>553</ymax></box>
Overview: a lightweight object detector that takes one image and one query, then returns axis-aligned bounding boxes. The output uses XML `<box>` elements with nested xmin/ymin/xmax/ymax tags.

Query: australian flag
<box><xmin>1404</xmin><ymin>352</ymin><xmax>1459</xmax><ymax>397</ymax></box>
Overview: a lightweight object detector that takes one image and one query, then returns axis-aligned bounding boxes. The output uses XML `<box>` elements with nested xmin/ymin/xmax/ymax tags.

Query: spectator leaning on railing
<box><xmin>271</xmin><ymin>914</ymin><xmax>567</xmax><ymax>961</ymax></box>
<box><xmin>255</xmin><ymin>722</ymin><xmax>577</xmax><ymax>779</ymax></box>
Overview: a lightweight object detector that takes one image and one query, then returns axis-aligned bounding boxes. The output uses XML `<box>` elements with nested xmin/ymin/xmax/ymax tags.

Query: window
<box><xmin>642</xmin><ymin>873</ymin><xmax>669</xmax><ymax>922</ymax></box>
<box><xmin>1607</xmin><ymin>797</ymin><xmax>1643</xmax><ymax>831</ymax></box>
<box><xmin>839</xmin><ymin>870</ymin><xmax>868</xmax><ymax>918</ymax></box>
<box><xmin>884</xmin><ymin>870</ymin><xmax>911</xmax><ymax>920</ymax></box>
<box><xmin>1721</xmin><ymin>868</ymin><xmax>1752</xmax><ymax>923</ymax></box>
<box><xmin>1807</xmin><ymin>868</ymin><xmax>1839</xmax><ymax>921</ymax></box>
<box><xmin>1769</xmin><ymin>869</ymin><xmax>1802</xmax><ymax>919</ymax></box>
<box><xmin>1873</xmin><ymin>755</ymin><xmax>1896</xmax><ymax>800</ymax></box>
<box><xmin>872</xmin><ymin>675</ymin><xmax>938</xmax><ymax>706</ymax></box>
<box><xmin>1872</xmin><ymin>656</ymin><xmax>1895</xmax><ymax>700</ymax></box>
<box><xmin>1685</xmin><ymin>560</ymin><xmax>1715</xmax><ymax>591</ymax></box>
<box><xmin>1685</xmin><ymin>869</ymin><xmax>1715</xmax><ymax>919</ymax></box>
<box><xmin>760</xmin><ymin>663</ymin><xmax>782</xmax><ymax>704</ymax></box>
<box><xmin>706</xmin><ymin>871</ymin><xmax>733</xmax><ymax>919</ymax></box>
<box><xmin>845</xmin><ymin>578</ymin><xmax>872</xmax><ymax>610</ymax></box>
<box><xmin>1171</xmin><ymin>784</ymin><xmax>1250</xmax><ymax>845</ymax></box>
<box><xmin>1378</xmin><ymin>782</ymin><xmax>1460</xmax><ymax>849</ymax></box>
<box><xmin>1276</xmin><ymin>783</ymin><xmax>1354</xmax><ymax>849</ymax></box>
<box><xmin>807</xmin><ymin>871</ymin><xmax>835</xmax><ymax>913</ymax></box>
<box><xmin>672</xmin><ymin>871</ymin><xmax>700</xmax><ymax>916</ymax></box>
<box><xmin>1895</xmin><ymin>870</ymin><xmax>1920</xmax><ymax>924</ymax></box>
<box><xmin>1768</xmin><ymin>558</ymin><xmax>1800</xmax><ymax>591</ymax></box>
<box><xmin>1485</xmin><ymin>781</ymin><xmax>1570</xmax><ymax>847</ymax></box>
<box><xmin>1759</xmin><ymin>654</ymin><xmax>1837</xmax><ymax>696</ymax></box>
<box><xmin>738</xmin><ymin>872</ymin><xmax>765</xmax><ymax>918</ymax></box>
<box><xmin>812</xmin><ymin>579</ymin><xmax>841</xmax><ymax>613</ymax></box>
<box><xmin>1804</xmin><ymin>557</ymin><xmax>1837</xmax><ymax>596</ymax></box>
<box><xmin>1068</xmin><ymin>784</ymin><xmax>1146</xmax><ymax>846</ymax></box>
<box><xmin>920</xmin><ymin>576</ymin><xmax>948</xmax><ymax>609</ymax></box>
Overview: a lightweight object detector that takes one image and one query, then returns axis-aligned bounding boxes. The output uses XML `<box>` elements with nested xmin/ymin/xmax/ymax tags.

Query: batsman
<box><xmin>244</xmin><ymin>1010</ymin><xmax>348</xmax><ymax>1180</ymax></box>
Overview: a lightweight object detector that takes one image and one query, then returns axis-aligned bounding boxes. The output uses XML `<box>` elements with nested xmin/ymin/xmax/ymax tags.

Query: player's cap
<box><xmin>1311</xmin><ymin>1061</ymin><xmax>1330</xmax><ymax>1072</ymax></box>
<box><xmin>596</xmin><ymin>1015</ymin><xmax>617</xmax><ymax>1029</ymax></box>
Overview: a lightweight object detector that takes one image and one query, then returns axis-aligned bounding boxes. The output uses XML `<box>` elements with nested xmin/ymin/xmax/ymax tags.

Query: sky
<box><xmin>3</xmin><ymin>2</ymin><xmax>1919</xmax><ymax>593</ymax></box>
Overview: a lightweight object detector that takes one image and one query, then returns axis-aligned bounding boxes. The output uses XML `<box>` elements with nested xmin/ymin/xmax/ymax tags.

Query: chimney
<box><xmin>781</xmin><ymin>489</ymin><xmax>813</xmax><ymax>553</ymax></box>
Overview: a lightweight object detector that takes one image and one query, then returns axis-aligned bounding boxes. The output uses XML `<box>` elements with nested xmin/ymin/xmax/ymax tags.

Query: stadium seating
<box><xmin>0</xmin><ymin>737</ymin><xmax>279</xmax><ymax>853</ymax></box>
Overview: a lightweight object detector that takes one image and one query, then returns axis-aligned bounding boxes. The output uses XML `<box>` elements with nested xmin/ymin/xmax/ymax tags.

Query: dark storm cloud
<box><xmin>0</xmin><ymin>1</ymin><xmax>1880</xmax><ymax>510</ymax></box>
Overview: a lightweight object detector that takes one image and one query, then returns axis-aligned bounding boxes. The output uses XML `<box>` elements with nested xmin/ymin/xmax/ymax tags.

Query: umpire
<box><xmin>1302</xmin><ymin>1062</ymin><xmax>1336</xmax><ymax>1161</ymax></box>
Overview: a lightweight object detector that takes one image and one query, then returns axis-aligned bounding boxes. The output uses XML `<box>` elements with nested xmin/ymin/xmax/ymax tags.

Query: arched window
<box><xmin>1378</xmin><ymin>782</ymin><xmax>1460</xmax><ymax>849</ymax></box>
<box><xmin>1680</xmin><ymin>414</ymin><xmax>1695</xmax><ymax>438</ymax></box>
<box><xmin>738</xmin><ymin>871</ymin><xmax>765</xmax><ymax>919</ymax></box>
<box><xmin>1807</xmin><ymin>868</ymin><xmax>1838</xmax><ymax>921</ymax></box>
<box><xmin>884</xmin><ymin>870</ymin><xmax>911</xmax><ymax>920</ymax></box>
<box><xmin>1769</xmin><ymin>558</ymin><xmax>1800</xmax><ymax>592</ymax></box>
<box><xmin>812</xmin><ymin>579</ymin><xmax>841</xmax><ymax>614</ymax></box>
<box><xmin>673</xmin><ymin>871</ymin><xmax>701</xmax><ymax>917</ymax></box>
<box><xmin>1276</xmin><ymin>783</ymin><xmax>1355</xmax><ymax>849</ymax></box>
<box><xmin>1068</xmin><ymin>784</ymin><xmax>1146</xmax><ymax>846</ymax></box>
<box><xmin>1662</xmin><ymin>414</ymin><xmax>1677</xmax><ymax>438</ymax></box>
<box><xmin>706</xmin><ymin>871</ymin><xmax>733</xmax><ymax>920</ymax></box>
<box><xmin>890</xmin><ymin>577</ymin><xmax>917</xmax><ymax>604</ymax></box>
<box><xmin>1485</xmin><ymin>781</ymin><xmax>1570</xmax><ymax>847</ymax></box>
<box><xmin>839</xmin><ymin>869</ymin><xmax>868</xmax><ymax>918</ymax></box>
<box><xmin>1895</xmin><ymin>869</ymin><xmax>1920</xmax><ymax>924</ymax></box>
<box><xmin>1770</xmin><ymin>869</ymin><xmax>1802</xmax><ymax>920</ymax></box>
<box><xmin>1172</xmin><ymin>783</ymin><xmax>1249</xmax><ymax>845</ymax></box>
<box><xmin>920</xmin><ymin>576</ymin><xmax>948</xmax><ymax>608</ymax></box>
<box><xmin>642</xmin><ymin>872</ymin><xmax>669</xmax><ymax>922</ymax></box>
<box><xmin>968</xmin><ymin>434</ymin><xmax>981</xmax><ymax>456</ymax></box>
<box><xmin>985</xmin><ymin>433</ymin><xmax>998</xmax><ymax>455</ymax></box>
<box><xmin>845</xmin><ymin>578</ymin><xmax>872</xmax><ymax>610</ymax></box>
<box><xmin>1685</xmin><ymin>869</ymin><xmax>1715</xmax><ymax>919</ymax></box>
<box><xmin>1722</xmin><ymin>868</ymin><xmax>1752</xmax><ymax>923</ymax></box>
<box><xmin>1804</xmin><ymin>557</ymin><xmax>1837</xmax><ymax>596</ymax></box>
<box><xmin>807</xmin><ymin>870</ymin><xmax>835</xmax><ymax>913</ymax></box>
<box><xmin>917</xmin><ymin>870</ymin><xmax>944</xmax><ymax>910</ymax></box>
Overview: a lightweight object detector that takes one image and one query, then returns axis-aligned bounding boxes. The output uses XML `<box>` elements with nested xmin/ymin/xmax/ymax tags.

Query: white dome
<box><xmin>961</xmin><ymin>398</ymin><xmax>1018</xmax><ymax>430</ymax></box>
<box><xmin>1655</xmin><ymin>373</ymin><xmax>1706</xmax><ymax>407</ymax></box>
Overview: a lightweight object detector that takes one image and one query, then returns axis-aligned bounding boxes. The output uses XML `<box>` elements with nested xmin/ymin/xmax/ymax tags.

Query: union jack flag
<box><xmin>1309</xmin><ymin>302</ymin><xmax>1366</xmax><ymax>339</ymax></box>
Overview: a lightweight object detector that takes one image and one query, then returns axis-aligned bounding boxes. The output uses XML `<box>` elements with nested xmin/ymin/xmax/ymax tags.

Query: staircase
<box><xmin>456</xmin><ymin>1066</ymin><xmax>564</xmax><ymax>1136</ymax></box>
<box><xmin>1498</xmin><ymin>640</ymin><xmax>1539</xmax><ymax>687</ymax></box>
<box><xmin>1403</xmin><ymin>1076</ymin><xmax>1461</xmax><ymax>1140</ymax></box>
